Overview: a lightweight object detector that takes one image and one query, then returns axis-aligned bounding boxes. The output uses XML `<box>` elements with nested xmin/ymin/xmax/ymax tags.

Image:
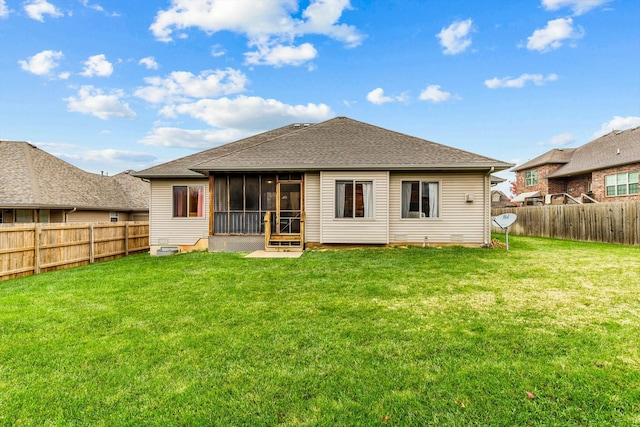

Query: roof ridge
<box><xmin>189</xmin><ymin>123</ymin><xmax>309</xmax><ymax>168</ymax></box>
<box><xmin>22</xmin><ymin>143</ymin><xmax>42</xmax><ymax>201</ymax></box>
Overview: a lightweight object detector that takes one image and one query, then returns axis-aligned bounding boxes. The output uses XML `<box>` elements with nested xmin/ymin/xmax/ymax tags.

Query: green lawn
<box><xmin>1</xmin><ymin>236</ymin><xmax>638</xmax><ymax>426</ymax></box>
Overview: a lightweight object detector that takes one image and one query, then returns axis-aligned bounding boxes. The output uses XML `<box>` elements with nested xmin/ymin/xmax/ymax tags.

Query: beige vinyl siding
<box><xmin>389</xmin><ymin>172</ymin><xmax>486</xmax><ymax>245</ymax></box>
<box><xmin>304</xmin><ymin>172</ymin><xmax>321</xmax><ymax>243</ymax></box>
<box><xmin>67</xmin><ymin>211</ymin><xmax>111</xmax><ymax>223</ymax></box>
<box><xmin>150</xmin><ymin>179</ymin><xmax>209</xmax><ymax>246</ymax></box>
<box><xmin>320</xmin><ymin>171</ymin><xmax>389</xmax><ymax>244</ymax></box>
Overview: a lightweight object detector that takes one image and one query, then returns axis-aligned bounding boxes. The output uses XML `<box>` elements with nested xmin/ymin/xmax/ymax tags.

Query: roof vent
<box><xmin>617</xmin><ymin>148</ymin><xmax>621</xmax><ymax>155</ymax></box>
<box><xmin>303</xmin><ymin>123</ymin><xmax>310</xmax><ymax>127</ymax></box>
<box><xmin>293</xmin><ymin>123</ymin><xmax>301</xmax><ymax>128</ymax></box>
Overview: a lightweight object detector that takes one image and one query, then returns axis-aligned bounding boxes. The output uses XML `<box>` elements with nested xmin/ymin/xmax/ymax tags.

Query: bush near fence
<box><xmin>492</xmin><ymin>201</ymin><xmax>639</xmax><ymax>245</ymax></box>
<box><xmin>0</xmin><ymin>222</ymin><xmax>149</xmax><ymax>281</ymax></box>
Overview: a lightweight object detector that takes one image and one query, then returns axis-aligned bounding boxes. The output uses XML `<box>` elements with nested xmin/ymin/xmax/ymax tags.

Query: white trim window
<box><xmin>335</xmin><ymin>180</ymin><xmax>373</xmax><ymax>218</ymax></box>
<box><xmin>605</xmin><ymin>172</ymin><xmax>639</xmax><ymax>196</ymax></box>
<box><xmin>401</xmin><ymin>181</ymin><xmax>439</xmax><ymax>218</ymax></box>
<box><xmin>525</xmin><ymin>170</ymin><xmax>538</xmax><ymax>187</ymax></box>
<box><xmin>173</xmin><ymin>185</ymin><xmax>205</xmax><ymax>218</ymax></box>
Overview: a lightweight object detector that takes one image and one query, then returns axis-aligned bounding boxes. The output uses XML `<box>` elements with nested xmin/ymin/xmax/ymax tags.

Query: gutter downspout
<box><xmin>484</xmin><ymin>167</ymin><xmax>495</xmax><ymax>246</ymax></box>
<box><xmin>66</xmin><ymin>207</ymin><xmax>77</xmax><ymax>222</ymax></box>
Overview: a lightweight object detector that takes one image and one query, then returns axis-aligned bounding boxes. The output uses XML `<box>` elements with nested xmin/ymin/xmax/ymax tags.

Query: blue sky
<box><xmin>1</xmin><ymin>0</ymin><xmax>639</xmax><ymax>192</ymax></box>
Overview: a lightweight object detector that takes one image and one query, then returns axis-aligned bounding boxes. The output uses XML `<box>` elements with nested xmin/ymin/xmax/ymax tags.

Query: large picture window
<box><xmin>335</xmin><ymin>180</ymin><xmax>373</xmax><ymax>218</ymax></box>
<box><xmin>605</xmin><ymin>172</ymin><xmax>639</xmax><ymax>196</ymax></box>
<box><xmin>401</xmin><ymin>181</ymin><xmax>439</xmax><ymax>218</ymax></box>
<box><xmin>173</xmin><ymin>186</ymin><xmax>204</xmax><ymax>218</ymax></box>
<box><xmin>525</xmin><ymin>170</ymin><xmax>538</xmax><ymax>187</ymax></box>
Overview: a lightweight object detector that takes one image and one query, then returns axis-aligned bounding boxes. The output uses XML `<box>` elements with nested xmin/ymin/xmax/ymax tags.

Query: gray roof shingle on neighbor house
<box><xmin>546</xmin><ymin>127</ymin><xmax>640</xmax><ymax>178</ymax></box>
<box><xmin>512</xmin><ymin>147</ymin><xmax>576</xmax><ymax>171</ymax></box>
<box><xmin>0</xmin><ymin>141</ymin><xmax>149</xmax><ymax>211</ymax></box>
<box><xmin>513</xmin><ymin>126</ymin><xmax>640</xmax><ymax>177</ymax></box>
<box><xmin>136</xmin><ymin>117</ymin><xmax>513</xmax><ymax>177</ymax></box>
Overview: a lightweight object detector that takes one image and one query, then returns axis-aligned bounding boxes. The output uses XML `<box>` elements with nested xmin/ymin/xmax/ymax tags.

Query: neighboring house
<box><xmin>135</xmin><ymin>117</ymin><xmax>512</xmax><ymax>254</ymax></box>
<box><xmin>491</xmin><ymin>190</ymin><xmax>513</xmax><ymax>208</ymax></box>
<box><xmin>513</xmin><ymin>127</ymin><xmax>640</xmax><ymax>204</ymax></box>
<box><xmin>0</xmin><ymin>141</ymin><xmax>149</xmax><ymax>224</ymax></box>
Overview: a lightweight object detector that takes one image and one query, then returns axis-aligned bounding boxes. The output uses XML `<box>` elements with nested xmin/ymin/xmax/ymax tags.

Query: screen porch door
<box><xmin>275</xmin><ymin>181</ymin><xmax>302</xmax><ymax>235</ymax></box>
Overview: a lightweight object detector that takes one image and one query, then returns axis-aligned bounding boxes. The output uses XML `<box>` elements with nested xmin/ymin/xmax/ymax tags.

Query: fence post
<box><xmin>125</xmin><ymin>222</ymin><xmax>129</xmax><ymax>256</ymax></box>
<box><xmin>90</xmin><ymin>223</ymin><xmax>95</xmax><ymax>264</ymax></box>
<box><xmin>34</xmin><ymin>223</ymin><xmax>41</xmax><ymax>275</ymax></box>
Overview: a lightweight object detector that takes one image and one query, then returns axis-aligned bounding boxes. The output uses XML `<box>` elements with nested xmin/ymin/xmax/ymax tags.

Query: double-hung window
<box><xmin>525</xmin><ymin>170</ymin><xmax>538</xmax><ymax>187</ymax></box>
<box><xmin>605</xmin><ymin>172</ymin><xmax>639</xmax><ymax>196</ymax></box>
<box><xmin>401</xmin><ymin>181</ymin><xmax>439</xmax><ymax>218</ymax></box>
<box><xmin>335</xmin><ymin>180</ymin><xmax>373</xmax><ymax>218</ymax></box>
<box><xmin>173</xmin><ymin>185</ymin><xmax>204</xmax><ymax>217</ymax></box>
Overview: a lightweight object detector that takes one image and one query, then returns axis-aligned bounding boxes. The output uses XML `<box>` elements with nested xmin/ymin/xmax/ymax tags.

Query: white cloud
<box><xmin>79</xmin><ymin>0</ymin><xmax>103</xmax><ymax>12</ymax></box>
<box><xmin>537</xmin><ymin>132</ymin><xmax>575</xmax><ymax>146</ymax></box>
<box><xmin>65</xmin><ymin>85</ymin><xmax>136</xmax><ymax>120</ymax></box>
<box><xmin>134</xmin><ymin>68</ymin><xmax>248</xmax><ymax>104</ymax></box>
<box><xmin>245</xmin><ymin>42</ymin><xmax>317</xmax><ymax>67</ymax></box>
<box><xmin>526</xmin><ymin>18</ymin><xmax>584</xmax><ymax>52</ymax></box>
<box><xmin>541</xmin><ymin>0</ymin><xmax>612</xmax><ymax>15</ymax></box>
<box><xmin>18</xmin><ymin>50</ymin><xmax>63</xmax><ymax>76</ymax></box>
<box><xmin>149</xmin><ymin>0</ymin><xmax>363</xmax><ymax>66</ymax></box>
<box><xmin>23</xmin><ymin>0</ymin><xmax>63</xmax><ymax>22</ymax></box>
<box><xmin>80</xmin><ymin>54</ymin><xmax>113</xmax><ymax>77</ymax></box>
<box><xmin>419</xmin><ymin>85</ymin><xmax>452</xmax><ymax>103</ymax></box>
<box><xmin>484</xmin><ymin>73</ymin><xmax>558</xmax><ymax>89</ymax></box>
<box><xmin>138</xmin><ymin>127</ymin><xmax>248</xmax><ymax>149</ymax></box>
<box><xmin>365</xmin><ymin>87</ymin><xmax>408</xmax><ymax>105</ymax></box>
<box><xmin>1</xmin><ymin>0</ymin><xmax>11</xmax><ymax>18</ymax></box>
<box><xmin>211</xmin><ymin>44</ymin><xmax>226</xmax><ymax>57</ymax></box>
<box><xmin>437</xmin><ymin>19</ymin><xmax>473</xmax><ymax>55</ymax></box>
<box><xmin>138</xmin><ymin>56</ymin><xmax>159</xmax><ymax>70</ymax></box>
<box><xmin>594</xmin><ymin>116</ymin><xmax>640</xmax><ymax>137</ymax></box>
<box><xmin>159</xmin><ymin>95</ymin><xmax>333</xmax><ymax>131</ymax></box>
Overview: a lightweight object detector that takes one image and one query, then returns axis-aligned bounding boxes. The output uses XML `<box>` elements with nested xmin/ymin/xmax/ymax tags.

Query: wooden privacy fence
<box><xmin>0</xmin><ymin>221</ymin><xmax>149</xmax><ymax>281</ymax></box>
<box><xmin>492</xmin><ymin>201</ymin><xmax>639</xmax><ymax>245</ymax></box>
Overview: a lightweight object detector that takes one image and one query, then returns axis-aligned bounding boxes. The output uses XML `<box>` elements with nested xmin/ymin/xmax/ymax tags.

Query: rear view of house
<box><xmin>136</xmin><ymin>117</ymin><xmax>513</xmax><ymax>254</ymax></box>
<box><xmin>0</xmin><ymin>141</ymin><xmax>149</xmax><ymax>223</ymax></box>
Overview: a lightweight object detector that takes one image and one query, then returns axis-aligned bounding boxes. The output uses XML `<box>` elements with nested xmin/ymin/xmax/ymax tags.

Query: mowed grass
<box><xmin>1</xmin><ymin>236</ymin><xmax>638</xmax><ymax>426</ymax></box>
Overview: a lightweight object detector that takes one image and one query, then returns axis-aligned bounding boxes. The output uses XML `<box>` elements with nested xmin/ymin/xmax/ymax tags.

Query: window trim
<box><xmin>401</xmin><ymin>180</ymin><xmax>440</xmax><ymax>219</ymax></box>
<box><xmin>605</xmin><ymin>171</ymin><xmax>639</xmax><ymax>197</ymax></box>
<box><xmin>525</xmin><ymin>170</ymin><xmax>538</xmax><ymax>187</ymax></box>
<box><xmin>335</xmin><ymin>180</ymin><xmax>374</xmax><ymax>219</ymax></box>
<box><xmin>172</xmin><ymin>185</ymin><xmax>205</xmax><ymax>218</ymax></box>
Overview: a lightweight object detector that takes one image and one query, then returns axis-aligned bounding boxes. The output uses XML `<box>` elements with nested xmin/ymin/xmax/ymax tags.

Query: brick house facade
<box><xmin>513</xmin><ymin>127</ymin><xmax>640</xmax><ymax>203</ymax></box>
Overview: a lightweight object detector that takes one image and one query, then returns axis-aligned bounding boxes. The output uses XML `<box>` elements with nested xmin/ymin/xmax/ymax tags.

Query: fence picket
<box><xmin>492</xmin><ymin>202</ymin><xmax>639</xmax><ymax>245</ymax></box>
<box><xmin>0</xmin><ymin>221</ymin><xmax>149</xmax><ymax>281</ymax></box>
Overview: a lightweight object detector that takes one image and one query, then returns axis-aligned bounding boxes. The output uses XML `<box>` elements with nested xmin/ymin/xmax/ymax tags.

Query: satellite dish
<box><xmin>492</xmin><ymin>213</ymin><xmax>517</xmax><ymax>229</ymax></box>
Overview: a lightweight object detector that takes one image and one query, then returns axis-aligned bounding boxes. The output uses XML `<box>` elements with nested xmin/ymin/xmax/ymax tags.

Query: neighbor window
<box><xmin>15</xmin><ymin>209</ymin><xmax>33</xmax><ymax>223</ymax></box>
<box><xmin>605</xmin><ymin>172</ymin><xmax>639</xmax><ymax>197</ymax></box>
<box><xmin>401</xmin><ymin>181</ymin><xmax>439</xmax><ymax>218</ymax></box>
<box><xmin>525</xmin><ymin>170</ymin><xmax>538</xmax><ymax>187</ymax></box>
<box><xmin>109</xmin><ymin>212</ymin><xmax>118</xmax><ymax>223</ymax></box>
<box><xmin>335</xmin><ymin>180</ymin><xmax>373</xmax><ymax>218</ymax></box>
<box><xmin>173</xmin><ymin>186</ymin><xmax>204</xmax><ymax>217</ymax></box>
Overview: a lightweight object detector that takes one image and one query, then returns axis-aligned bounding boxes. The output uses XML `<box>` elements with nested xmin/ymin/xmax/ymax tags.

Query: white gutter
<box><xmin>484</xmin><ymin>167</ymin><xmax>495</xmax><ymax>246</ymax></box>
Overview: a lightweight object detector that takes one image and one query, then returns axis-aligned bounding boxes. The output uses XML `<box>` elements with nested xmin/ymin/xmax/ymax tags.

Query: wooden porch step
<box><xmin>266</xmin><ymin>237</ymin><xmax>303</xmax><ymax>252</ymax></box>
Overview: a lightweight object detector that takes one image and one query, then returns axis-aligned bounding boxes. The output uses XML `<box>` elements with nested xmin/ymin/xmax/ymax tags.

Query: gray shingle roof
<box><xmin>513</xmin><ymin>127</ymin><xmax>640</xmax><ymax>177</ymax></box>
<box><xmin>0</xmin><ymin>141</ymin><xmax>149</xmax><ymax>211</ymax></box>
<box><xmin>136</xmin><ymin>117</ymin><xmax>513</xmax><ymax>177</ymax></box>
<box><xmin>512</xmin><ymin>148</ymin><xmax>576</xmax><ymax>171</ymax></box>
<box><xmin>547</xmin><ymin>127</ymin><xmax>640</xmax><ymax>177</ymax></box>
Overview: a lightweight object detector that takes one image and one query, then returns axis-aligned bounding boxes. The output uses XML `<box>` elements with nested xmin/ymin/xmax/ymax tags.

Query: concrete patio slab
<box><xmin>245</xmin><ymin>250</ymin><xmax>304</xmax><ymax>258</ymax></box>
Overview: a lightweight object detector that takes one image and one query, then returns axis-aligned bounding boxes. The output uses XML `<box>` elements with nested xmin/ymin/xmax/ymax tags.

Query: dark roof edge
<box><xmin>189</xmin><ymin>164</ymin><xmax>514</xmax><ymax>173</ymax></box>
